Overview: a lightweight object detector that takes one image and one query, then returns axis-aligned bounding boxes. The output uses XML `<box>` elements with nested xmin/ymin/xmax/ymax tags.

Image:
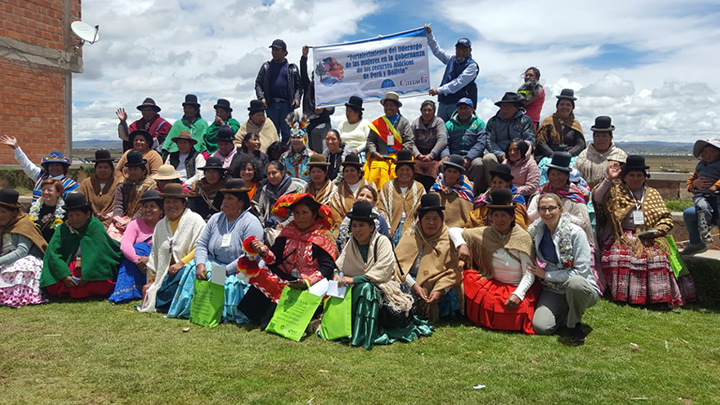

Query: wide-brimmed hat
<box><xmin>380</xmin><ymin>92</ymin><xmax>402</xmax><ymax>107</ymax></box>
<box><xmin>124</xmin><ymin>151</ymin><xmax>147</xmax><ymax>168</ymax></box>
<box><xmin>443</xmin><ymin>154</ymin><xmax>466</xmax><ymax>173</ymax></box>
<box><xmin>198</xmin><ymin>157</ymin><xmax>227</xmax><ymax>172</ymax></box>
<box><xmin>213</xmin><ymin>98</ymin><xmax>233</xmax><ymax>112</ymax></box>
<box><xmin>417</xmin><ymin>193</ymin><xmax>445</xmax><ymax>214</ymax></box>
<box><xmin>345</xmin><ymin>96</ymin><xmax>364</xmax><ymax>111</ymax></box>
<box><xmin>546</xmin><ymin>152</ymin><xmax>573</xmax><ymax>173</ymax></box>
<box><xmin>220</xmin><ymin>178</ymin><xmax>252</xmax><ymax>194</ymax></box>
<box><xmin>341</xmin><ymin>154</ymin><xmax>363</xmax><ymax>167</ymax></box>
<box><xmin>152</xmin><ymin>164</ymin><xmax>181</xmax><ymax>180</ymax></box>
<box><xmin>159</xmin><ymin>183</ymin><xmax>187</xmax><ymax>199</ymax></box>
<box><xmin>91</xmin><ymin>149</ymin><xmax>114</xmax><ymax>163</ymax></box>
<box><xmin>216</xmin><ymin>125</ymin><xmax>235</xmax><ymax>142</ymax></box>
<box><xmin>693</xmin><ymin>138</ymin><xmax>720</xmax><ymax>158</ymax></box>
<box><xmin>270</xmin><ymin>39</ymin><xmax>287</xmax><ymax>51</ymax></box>
<box><xmin>486</xmin><ymin>188</ymin><xmax>516</xmax><ymax>212</ymax></box>
<box><xmin>395</xmin><ymin>149</ymin><xmax>414</xmax><ymax>165</ymax></box>
<box><xmin>556</xmin><ymin>88</ymin><xmax>577</xmax><ymax>101</ymax></box>
<box><xmin>138</xmin><ymin>190</ymin><xmax>163</xmax><ymax>204</ymax></box>
<box><xmin>0</xmin><ymin>189</ymin><xmax>21</xmax><ymax>209</ymax></box>
<box><xmin>171</xmin><ymin>130</ymin><xmax>198</xmax><ymax>145</ymax></box>
<box><xmin>248</xmin><ymin>99</ymin><xmax>266</xmax><ymax>113</ymax></box>
<box><xmin>129</xmin><ymin>129</ymin><xmax>153</xmax><ymax>145</ymax></box>
<box><xmin>494</xmin><ymin>92</ymin><xmax>523</xmax><ymax>107</ymax></box>
<box><xmin>345</xmin><ymin>200</ymin><xmax>378</xmax><ymax>222</ymax></box>
<box><xmin>182</xmin><ymin>94</ymin><xmax>200</xmax><ymax>108</ymax></box>
<box><xmin>136</xmin><ymin>97</ymin><xmax>161</xmax><ymax>112</ymax></box>
<box><xmin>489</xmin><ymin>164</ymin><xmax>514</xmax><ymax>182</ymax></box>
<box><xmin>308</xmin><ymin>153</ymin><xmax>330</xmax><ymax>167</ymax></box>
<box><xmin>64</xmin><ymin>192</ymin><xmax>92</xmax><ymax>211</ymax></box>
<box><xmin>622</xmin><ymin>155</ymin><xmax>650</xmax><ymax>174</ymax></box>
<box><xmin>590</xmin><ymin>116</ymin><xmax>615</xmax><ymax>133</ymax></box>
<box><xmin>41</xmin><ymin>151</ymin><xmax>71</xmax><ymax>167</ymax></box>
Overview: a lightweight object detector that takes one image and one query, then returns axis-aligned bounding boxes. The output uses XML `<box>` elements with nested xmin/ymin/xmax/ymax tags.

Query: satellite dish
<box><xmin>71</xmin><ymin>21</ymin><xmax>99</xmax><ymax>45</ymax></box>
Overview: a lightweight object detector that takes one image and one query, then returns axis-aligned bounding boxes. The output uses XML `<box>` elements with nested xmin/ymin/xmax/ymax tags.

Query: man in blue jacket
<box><xmin>442</xmin><ymin>98</ymin><xmax>491</xmax><ymax>193</ymax></box>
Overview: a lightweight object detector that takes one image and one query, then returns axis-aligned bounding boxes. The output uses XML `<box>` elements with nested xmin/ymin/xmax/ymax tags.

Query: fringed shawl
<box><xmin>377</xmin><ymin>179</ymin><xmax>425</xmax><ymax>235</ymax></box>
<box><xmin>394</xmin><ymin>224</ymin><xmax>461</xmax><ymax>293</ymax></box>
<box><xmin>462</xmin><ymin>226</ymin><xmax>534</xmax><ymax>277</ymax></box>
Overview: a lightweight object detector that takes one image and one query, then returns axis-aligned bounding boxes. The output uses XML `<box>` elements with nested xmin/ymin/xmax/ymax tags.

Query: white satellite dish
<box><xmin>71</xmin><ymin>21</ymin><xmax>99</xmax><ymax>45</ymax></box>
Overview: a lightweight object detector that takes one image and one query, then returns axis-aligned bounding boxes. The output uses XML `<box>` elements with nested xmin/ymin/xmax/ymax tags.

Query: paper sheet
<box><xmin>210</xmin><ymin>263</ymin><xmax>227</xmax><ymax>285</ymax></box>
<box><xmin>326</xmin><ymin>280</ymin><xmax>347</xmax><ymax>299</ymax></box>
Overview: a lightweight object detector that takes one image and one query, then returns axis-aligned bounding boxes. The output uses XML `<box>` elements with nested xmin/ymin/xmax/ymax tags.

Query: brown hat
<box><xmin>171</xmin><ymin>130</ymin><xmax>198</xmax><ymax>145</ymax></box>
<box><xmin>380</xmin><ymin>92</ymin><xmax>403</xmax><ymax>107</ymax></box>
<box><xmin>159</xmin><ymin>183</ymin><xmax>187</xmax><ymax>199</ymax></box>
<box><xmin>220</xmin><ymin>178</ymin><xmax>252</xmax><ymax>193</ymax></box>
<box><xmin>307</xmin><ymin>153</ymin><xmax>330</xmax><ymax>167</ymax></box>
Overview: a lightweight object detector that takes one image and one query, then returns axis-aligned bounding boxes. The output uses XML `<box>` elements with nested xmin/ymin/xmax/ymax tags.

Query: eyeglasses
<box><xmin>538</xmin><ymin>206</ymin><xmax>559</xmax><ymax>213</ymax></box>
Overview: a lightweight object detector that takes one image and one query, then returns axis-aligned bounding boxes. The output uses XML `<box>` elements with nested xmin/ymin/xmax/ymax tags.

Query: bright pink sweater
<box><xmin>120</xmin><ymin>218</ymin><xmax>155</xmax><ymax>263</ymax></box>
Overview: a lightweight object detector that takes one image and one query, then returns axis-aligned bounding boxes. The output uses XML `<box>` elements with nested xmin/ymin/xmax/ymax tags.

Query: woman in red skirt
<box><xmin>451</xmin><ymin>188</ymin><xmax>540</xmax><ymax>334</ymax></box>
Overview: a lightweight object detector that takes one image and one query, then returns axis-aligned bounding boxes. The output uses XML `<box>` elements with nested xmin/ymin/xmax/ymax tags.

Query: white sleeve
<box><xmin>448</xmin><ymin>227</ymin><xmax>467</xmax><ymax>248</ymax></box>
<box><xmin>185</xmin><ymin>154</ymin><xmax>206</xmax><ymax>187</ymax></box>
<box><xmin>13</xmin><ymin>147</ymin><xmax>41</xmax><ymax>180</ymax></box>
<box><xmin>510</xmin><ymin>251</ymin><xmax>535</xmax><ymax>301</ymax></box>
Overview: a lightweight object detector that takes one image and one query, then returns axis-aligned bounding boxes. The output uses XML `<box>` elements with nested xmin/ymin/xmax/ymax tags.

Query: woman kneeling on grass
<box><xmin>527</xmin><ymin>193</ymin><xmax>599</xmax><ymax>344</ymax></box>
<box><xmin>334</xmin><ymin>200</ymin><xmax>432</xmax><ymax>350</ymax></box>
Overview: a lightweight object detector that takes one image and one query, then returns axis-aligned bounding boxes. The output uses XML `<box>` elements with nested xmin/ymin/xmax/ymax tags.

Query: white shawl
<box><xmin>138</xmin><ymin>208</ymin><xmax>206</xmax><ymax>313</ymax></box>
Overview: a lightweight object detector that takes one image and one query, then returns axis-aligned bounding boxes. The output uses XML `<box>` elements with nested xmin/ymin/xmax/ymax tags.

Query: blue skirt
<box><xmin>167</xmin><ymin>259</ymin><xmax>250</xmax><ymax>324</ymax></box>
<box><xmin>108</xmin><ymin>242</ymin><xmax>151</xmax><ymax>304</ymax></box>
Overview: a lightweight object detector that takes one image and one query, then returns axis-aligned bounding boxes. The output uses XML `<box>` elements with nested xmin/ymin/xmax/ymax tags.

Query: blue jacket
<box><xmin>486</xmin><ymin>109</ymin><xmax>535</xmax><ymax>159</ymax></box>
<box><xmin>442</xmin><ymin>111</ymin><xmax>487</xmax><ymax>160</ymax></box>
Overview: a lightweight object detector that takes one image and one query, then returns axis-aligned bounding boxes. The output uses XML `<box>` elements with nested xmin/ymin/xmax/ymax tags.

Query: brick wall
<box><xmin>0</xmin><ymin>0</ymin><xmax>82</xmax><ymax>165</ymax></box>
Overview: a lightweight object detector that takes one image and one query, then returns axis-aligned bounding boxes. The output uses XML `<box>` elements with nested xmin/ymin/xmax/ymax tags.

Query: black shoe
<box><xmin>570</xmin><ymin>322</ymin><xmax>586</xmax><ymax>344</ymax></box>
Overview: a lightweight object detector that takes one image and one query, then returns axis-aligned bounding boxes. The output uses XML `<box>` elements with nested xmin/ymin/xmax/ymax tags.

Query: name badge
<box><xmin>221</xmin><ymin>233</ymin><xmax>232</xmax><ymax>247</ymax></box>
<box><xmin>632</xmin><ymin>210</ymin><xmax>645</xmax><ymax>226</ymax></box>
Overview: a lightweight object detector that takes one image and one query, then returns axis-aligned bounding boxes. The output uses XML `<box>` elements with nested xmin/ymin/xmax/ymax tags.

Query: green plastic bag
<box><xmin>189</xmin><ymin>279</ymin><xmax>224</xmax><ymax>328</ymax></box>
<box><xmin>320</xmin><ymin>287</ymin><xmax>353</xmax><ymax>340</ymax></box>
<box><xmin>665</xmin><ymin>235</ymin><xmax>690</xmax><ymax>279</ymax></box>
<box><xmin>266</xmin><ymin>285</ymin><xmax>323</xmax><ymax>341</ymax></box>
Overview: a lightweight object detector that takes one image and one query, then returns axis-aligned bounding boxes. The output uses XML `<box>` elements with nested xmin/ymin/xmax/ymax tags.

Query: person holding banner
<box><xmin>365</xmin><ymin>92</ymin><xmax>414</xmax><ymax>189</ymax></box>
<box><xmin>301</xmin><ymin>45</ymin><xmax>335</xmax><ymax>154</ymax></box>
<box><xmin>425</xmin><ymin>24</ymin><xmax>479</xmax><ymax>122</ymax></box>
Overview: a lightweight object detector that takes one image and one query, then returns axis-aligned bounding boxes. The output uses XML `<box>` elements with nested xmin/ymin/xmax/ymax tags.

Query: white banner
<box><xmin>312</xmin><ymin>27</ymin><xmax>430</xmax><ymax>107</ymax></box>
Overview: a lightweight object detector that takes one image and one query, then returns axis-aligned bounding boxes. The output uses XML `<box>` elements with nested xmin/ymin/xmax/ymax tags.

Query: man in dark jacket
<box><xmin>486</xmin><ymin>92</ymin><xmax>536</xmax><ymax>161</ymax></box>
<box><xmin>116</xmin><ymin>98</ymin><xmax>172</xmax><ymax>153</ymax></box>
<box><xmin>255</xmin><ymin>39</ymin><xmax>302</xmax><ymax>148</ymax></box>
<box><xmin>441</xmin><ymin>98</ymin><xmax>489</xmax><ymax>193</ymax></box>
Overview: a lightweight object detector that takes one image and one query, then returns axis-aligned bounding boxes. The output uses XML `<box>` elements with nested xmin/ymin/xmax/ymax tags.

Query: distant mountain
<box><xmin>72</xmin><ymin>139</ymin><xmax>123</xmax><ymax>150</ymax></box>
<box><xmin>615</xmin><ymin>141</ymin><xmax>693</xmax><ymax>155</ymax></box>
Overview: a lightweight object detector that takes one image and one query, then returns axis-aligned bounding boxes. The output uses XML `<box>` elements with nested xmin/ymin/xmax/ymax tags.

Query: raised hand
<box><xmin>116</xmin><ymin>108</ymin><xmax>128</xmax><ymax>122</ymax></box>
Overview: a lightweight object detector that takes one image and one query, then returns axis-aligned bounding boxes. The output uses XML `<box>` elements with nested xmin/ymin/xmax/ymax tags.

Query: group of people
<box><xmin>0</xmin><ymin>28</ymin><xmax>702</xmax><ymax>348</ymax></box>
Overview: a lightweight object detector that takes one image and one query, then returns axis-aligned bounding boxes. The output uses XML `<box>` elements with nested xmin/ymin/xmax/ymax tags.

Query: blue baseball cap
<box><xmin>455</xmin><ymin>38</ymin><xmax>472</xmax><ymax>48</ymax></box>
<box><xmin>456</xmin><ymin>97</ymin><xmax>474</xmax><ymax>108</ymax></box>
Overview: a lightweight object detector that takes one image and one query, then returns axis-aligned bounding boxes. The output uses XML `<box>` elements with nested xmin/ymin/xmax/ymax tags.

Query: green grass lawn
<box><xmin>2</xmin><ymin>261</ymin><xmax>719</xmax><ymax>405</ymax></box>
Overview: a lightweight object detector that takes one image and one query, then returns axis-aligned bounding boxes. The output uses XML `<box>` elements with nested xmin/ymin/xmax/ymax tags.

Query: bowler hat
<box><xmin>308</xmin><ymin>154</ymin><xmax>330</xmax><ymax>169</ymax></box>
<box><xmin>92</xmin><ymin>149</ymin><xmax>114</xmax><ymax>163</ymax></box>
<box><xmin>41</xmin><ymin>151</ymin><xmax>71</xmax><ymax>167</ymax></box>
<box><xmin>138</xmin><ymin>190</ymin><xmax>163</xmax><ymax>204</ymax></box>
<box><xmin>129</xmin><ymin>129</ymin><xmax>153</xmax><ymax>145</ymax></box>
<box><xmin>622</xmin><ymin>155</ymin><xmax>650</xmax><ymax>173</ymax></box>
<box><xmin>443</xmin><ymin>154</ymin><xmax>466</xmax><ymax>173</ymax></box>
<box><xmin>395</xmin><ymin>149</ymin><xmax>414</xmax><ymax>165</ymax></box>
<box><xmin>0</xmin><ymin>189</ymin><xmax>21</xmax><ymax>209</ymax></box>
<box><xmin>341</xmin><ymin>154</ymin><xmax>363</xmax><ymax>167</ymax></box>
<box><xmin>198</xmin><ymin>157</ymin><xmax>227</xmax><ymax>172</ymax></box>
<box><xmin>545</xmin><ymin>152</ymin><xmax>573</xmax><ymax>173</ymax></box>
<box><xmin>171</xmin><ymin>130</ymin><xmax>198</xmax><ymax>145</ymax></box>
<box><xmin>486</xmin><ymin>188</ymin><xmax>516</xmax><ymax>211</ymax></box>
<box><xmin>220</xmin><ymin>178</ymin><xmax>252</xmax><ymax>193</ymax></box>
<box><xmin>494</xmin><ymin>92</ymin><xmax>523</xmax><ymax>107</ymax></box>
<box><xmin>124</xmin><ymin>151</ymin><xmax>147</xmax><ymax>168</ymax></box>
<box><xmin>556</xmin><ymin>88</ymin><xmax>577</xmax><ymax>101</ymax></box>
<box><xmin>345</xmin><ymin>96</ymin><xmax>364</xmax><ymax>111</ymax></box>
<box><xmin>269</xmin><ymin>39</ymin><xmax>287</xmax><ymax>51</ymax></box>
<box><xmin>380</xmin><ymin>92</ymin><xmax>403</xmax><ymax>107</ymax></box>
<box><xmin>216</xmin><ymin>125</ymin><xmax>235</xmax><ymax>142</ymax></box>
<box><xmin>159</xmin><ymin>183</ymin><xmax>187</xmax><ymax>199</ymax></box>
<box><xmin>248</xmin><ymin>99</ymin><xmax>266</xmax><ymax>113</ymax></box>
<box><xmin>151</xmin><ymin>164</ymin><xmax>181</xmax><ymax>180</ymax></box>
<box><xmin>489</xmin><ymin>164</ymin><xmax>514</xmax><ymax>182</ymax></box>
<box><xmin>590</xmin><ymin>116</ymin><xmax>615</xmax><ymax>132</ymax></box>
<box><xmin>182</xmin><ymin>94</ymin><xmax>200</xmax><ymax>108</ymax></box>
<box><xmin>416</xmin><ymin>193</ymin><xmax>445</xmax><ymax>214</ymax></box>
<box><xmin>345</xmin><ymin>200</ymin><xmax>378</xmax><ymax>222</ymax></box>
<box><xmin>64</xmin><ymin>192</ymin><xmax>92</xmax><ymax>211</ymax></box>
<box><xmin>693</xmin><ymin>138</ymin><xmax>720</xmax><ymax>159</ymax></box>
<box><xmin>136</xmin><ymin>97</ymin><xmax>161</xmax><ymax>112</ymax></box>
<box><xmin>213</xmin><ymin>98</ymin><xmax>233</xmax><ymax>112</ymax></box>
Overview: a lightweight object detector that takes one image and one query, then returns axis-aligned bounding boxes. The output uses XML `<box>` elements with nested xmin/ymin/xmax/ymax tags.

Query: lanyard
<box><xmin>628</xmin><ymin>186</ymin><xmax>645</xmax><ymax>211</ymax></box>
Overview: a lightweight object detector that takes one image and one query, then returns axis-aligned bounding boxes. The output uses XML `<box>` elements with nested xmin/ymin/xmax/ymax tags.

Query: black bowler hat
<box><xmin>345</xmin><ymin>96</ymin><xmax>364</xmax><ymax>111</ymax></box>
<box><xmin>138</xmin><ymin>190</ymin><xmax>163</xmax><ymax>204</ymax></box>
<box><xmin>92</xmin><ymin>149</ymin><xmax>114</xmax><ymax>163</ymax></box>
<box><xmin>395</xmin><ymin>149</ymin><xmax>414</xmax><ymax>165</ymax></box>
<box><xmin>486</xmin><ymin>188</ymin><xmax>516</xmax><ymax>212</ymax></box>
<box><xmin>198</xmin><ymin>156</ymin><xmax>227</xmax><ymax>172</ymax></box>
<box><xmin>345</xmin><ymin>200</ymin><xmax>378</xmax><ymax>222</ymax></box>
<box><xmin>546</xmin><ymin>152</ymin><xmax>573</xmax><ymax>173</ymax></box>
<box><xmin>443</xmin><ymin>154</ymin><xmax>466</xmax><ymax>173</ymax></box>
<box><xmin>489</xmin><ymin>164</ymin><xmax>514</xmax><ymax>182</ymax></box>
<box><xmin>248</xmin><ymin>99</ymin><xmax>266</xmax><ymax>113</ymax></box>
<box><xmin>182</xmin><ymin>94</ymin><xmax>201</xmax><ymax>108</ymax></box>
<box><xmin>124</xmin><ymin>151</ymin><xmax>147</xmax><ymax>168</ymax></box>
<box><xmin>136</xmin><ymin>97</ymin><xmax>161</xmax><ymax>112</ymax></box>
<box><xmin>341</xmin><ymin>154</ymin><xmax>363</xmax><ymax>167</ymax></box>
<box><xmin>64</xmin><ymin>192</ymin><xmax>92</xmax><ymax>211</ymax></box>
<box><xmin>556</xmin><ymin>88</ymin><xmax>577</xmax><ymax>101</ymax></box>
<box><xmin>129</xmin><ymin>129</ymin><xmax>153</xmax><ymax>145</ymax></box>
<box><xmin>417</xmin><ymin>193</ymin><xmax>445</xmax><ymax>214</ymax></box>
<box><xmin>270</xmin><ymin>39</ymin><xmax>287</xmax><ymax>51</ymax></box>
<box><xmin>213</xmin><ymin>98</ymin><xmax>233</xmax><ymax>112</ymax></box>
<box><xmin>0</xmin><ymin>189</ymin><xmax>21</xmax><ymax>209</ymax></box>
<box><xmin>591</xmin><ymin>116</ymin><xmax>615</xmax><ymax>132</ymax></box>
<box><xmin>216</xmin><ymin>125</ymin><xmax>235</xmax><ymax>141</ymax></box>
<box><xmin>494</xmin><ymin>92</ymin><xmax>523</xmax><ymax>107</ymax></box>
<box><xmin>622</xmin><ymin>155</ymin><xmax>650</xmax><ymax>174</ymax></box>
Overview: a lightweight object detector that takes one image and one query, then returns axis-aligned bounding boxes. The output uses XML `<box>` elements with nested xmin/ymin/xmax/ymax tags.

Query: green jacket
<box><xmin>204</xmin><ymin>118</ymin><xmax>240</xmax><ymax>154</ymax></box>
<box><xmin>162</xmin><ymin>116</ymin><xmax>210</xmax><ymax>156</ymax></box>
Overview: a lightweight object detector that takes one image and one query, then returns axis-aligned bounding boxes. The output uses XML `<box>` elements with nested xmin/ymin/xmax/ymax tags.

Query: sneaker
<box><xmin>702</xmin><ymin>230</ymin><xmax>714</xmax><ymax>243</ymax></box>
<box><xmin>680</xmin><ymin>242</ymin><xmax>709</xmax><ymax>256</ymax></box>
<box><xmin>570</xmin><ymin>322</ymin><xmax>586</xmax><ymax>344</ymax></box>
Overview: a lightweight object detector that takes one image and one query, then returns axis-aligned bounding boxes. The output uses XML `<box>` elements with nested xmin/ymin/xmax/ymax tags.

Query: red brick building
<box><xmin>0</xmin><ymin>0</ymin><xmax>83</xmax><ymax>165</ymax></box>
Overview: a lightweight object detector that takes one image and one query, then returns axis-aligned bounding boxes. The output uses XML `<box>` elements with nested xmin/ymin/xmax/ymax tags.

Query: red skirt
<box><xmin>44</xmin><ymin>260</ymin><xmax>115</xmax><ymax>299</ymax></box>
<box><xmin>463</xmin><ymin>270</ymin><xmax>541</xmax><ymax>334</ymax></box>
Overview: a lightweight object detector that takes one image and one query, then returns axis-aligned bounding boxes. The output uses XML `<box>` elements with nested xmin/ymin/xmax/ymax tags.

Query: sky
<box><xmin>72</xmin><ymin>0</ymin><xmax>720</xmax><ymax>144</ymax></box>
